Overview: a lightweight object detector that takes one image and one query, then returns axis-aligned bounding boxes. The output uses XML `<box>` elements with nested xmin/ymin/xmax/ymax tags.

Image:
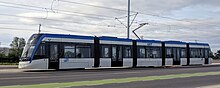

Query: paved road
<box><xmin>0</xmin><ymin>65</ymin><xmax>220</xmax><ymax>88</ymax></box>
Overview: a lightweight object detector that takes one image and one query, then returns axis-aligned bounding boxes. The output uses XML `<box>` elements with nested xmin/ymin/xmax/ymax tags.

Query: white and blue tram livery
<box><xmin>19</xmin><ymin>33</ymin><xmax>212</xmax><ymax>69</ymax></box>
<box><xmin>99</xmin><ymin>36</ymin><xmax>133</xmax><ymax>67</ymax></box>
<box><xmin>188</xmin><ymin>42</ymin><xmax>212</xmax><ymax>65</ymax></box>
<box><xmin>164</xmin><ymin>41</ymin><xmax>187</xmax><ymax>66</ymax></box>
<box><xmin>135</xmin><ymin>40</ymin><xmax>162</xmax><ymax>67</ymax></box>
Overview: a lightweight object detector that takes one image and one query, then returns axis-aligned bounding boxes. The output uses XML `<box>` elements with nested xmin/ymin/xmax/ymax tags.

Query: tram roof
<box><xmin>188</xmin><ymin>42</ymin><xmax>209</xmax><ymax>46</ymax></box>
<box><xmin>38</xmin><ymin>34</ymin><xmax>210</xmax><ymax>46</ymax></box>
<box><xmin>99</xmin><ymin>36</ymin><xmax>132</xmax><ymax>42</ymax></box>
<box><xmin>41</xmin><ymin>33</ymin><xmax>94</xmax><ymax>40</ymax></box>
<box><xmin>164</xmin><ymin>41</ymin><xmax>187</xmax><ymax>44</ymax></box>
<box><xmin>136</xmin><ymin>39</ymin><xmax>161</xmax><ymax>43</ymax></box>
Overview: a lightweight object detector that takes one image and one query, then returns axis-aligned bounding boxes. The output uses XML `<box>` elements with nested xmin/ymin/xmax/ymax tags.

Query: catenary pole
<box><xmin>127</xmin><ymin>0</ymin><xmax>130</xmax><ymax>39</ymax></box>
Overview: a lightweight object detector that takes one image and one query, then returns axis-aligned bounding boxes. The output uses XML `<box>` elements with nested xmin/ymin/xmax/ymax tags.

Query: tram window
<box><xmin>34</xmin><ymin>45</ymin><xmax>46</xmax><ymax>59</ymax></box>
<box><xmin>190</xmin><ymin>49</ymin><xmax>195</xmax><ymax>58</ymax></box>
<box><xmin>112</xmin><ymin>46</ymin><xmax>117</xmax><ymax>61</ymax></box>
<box><xmin>190</xmin><ymin>48</ymin><xmax>201</xmax><ymax>58</ymax></box>
<box><xmin>198</xmin><ymin>49</ymin><xmax>201</xmax><ymax>58</ymax></box>
<box><xmin>138</xmin><ymin>47</ymin><xmax>145</xmax><ymax>58</ymax></box>
<box><xmin>166</xmin><ymin>48</ymin><xmax>173</xmax><ymax>58</ymax></box>
<box><xmin>27</xmin><ymin>46</ymin><xmax>35</xmax><ymax>58</ymax></box>
<box><xmin>147</xmin><ymin>47</ymin><xmax>161</xmax><ymax>58</ymax></box>
<box><xmin>64</xmin><ymin>45</ymin><xmax>75</xmax><ymax>58</ymax></box>
<box><xmin>204</xmin><ymin>49</ymin><xmax>209</xmax><ymax>58</ymax></box>
<box><xmin>50</xmin><ymin>45</ymin><xmax>58</xmax><ymax>58</ymax></box>
<box><xmin>123</xmin><ymin>46</ymin><xmax>132</xmax><ymax>58</ymax></box>
<box><xmin>200</xmin><ymin>49</ymin><xmax>204</xmax><ymax>58</ymax></box>
<box><xmin>146</xmin><ymin>48</ymin><xmax>153</xmax><ymax>58</ymax></box>
<box><xmin>197</xmin><ymin>49</ymin><xmax>201</xmax><ymax>58</ymax></box>
<box><xmin>153</xmin><ymin>48</ymin><xmax>161</xmax><ymax>58</ymax></box>
<box><xmin>76</xmin><ymin>45</ymin><xmax>91</xmax><ymax>58</ymax></box>
<box><xmin>101</xmin><ymin>45</ymin><xmax>110</xmax><ymax>58</ymax></box>
<box><xmin>181</xmin><ymin>49</ymin><xmax>186</xmax><ymax>58</ymax></box>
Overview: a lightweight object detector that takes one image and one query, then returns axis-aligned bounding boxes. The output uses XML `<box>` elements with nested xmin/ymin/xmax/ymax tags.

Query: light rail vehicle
<box><xmin>19</xmin><ymin>33</ymin><xmax>212</xmax><ymax>69</ymax></box>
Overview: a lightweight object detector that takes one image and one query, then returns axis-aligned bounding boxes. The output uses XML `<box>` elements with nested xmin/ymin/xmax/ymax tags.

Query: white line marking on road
<box><xmin>198</xmin><ymin>84</ymin><xmax>220</xmax><ymax>88</ymax></box>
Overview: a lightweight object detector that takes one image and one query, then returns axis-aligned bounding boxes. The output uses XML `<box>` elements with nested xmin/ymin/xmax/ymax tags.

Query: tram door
<box><xmin>48</xmin><ymin>43</ymin><xmax>60</xmax><ymax>69</ymax></box>
<box><xmin>111</xmin><ymin>46</ymin><xmax>123</xmax><ymax>67</ymax></box>
<box><xmin>204</xmin><ymin>49</ymin><xmax>209</xmax><ymax>64</ymax></box>
<box><xmin>173</xmin><ymin>48</ymin><xmax>181</xmax><ymax>65</ymax></box>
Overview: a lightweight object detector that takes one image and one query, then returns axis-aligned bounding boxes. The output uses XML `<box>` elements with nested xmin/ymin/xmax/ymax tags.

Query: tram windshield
<box><xmin>20</xmin><ymin>34</ymin><xmax>42</xmax><ymax>61</ymax></box>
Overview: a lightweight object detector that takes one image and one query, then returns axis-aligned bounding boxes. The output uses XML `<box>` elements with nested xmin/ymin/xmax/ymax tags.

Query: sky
<box><xmin>0</xmin><ymin>0</ymin><xmax>219</xmax><ymax>52</ymax></box>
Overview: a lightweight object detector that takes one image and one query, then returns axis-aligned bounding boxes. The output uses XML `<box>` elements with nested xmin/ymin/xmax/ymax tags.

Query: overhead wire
<box><xmin>0</xmin><ymin>13</ymin><xmax>123</xmax><ymax>28</ymax></box>
<box><xmin>59</xmin><ymin>0</ymin><xmax>220</xmax><ymax>28</ymax></box>
<box><xmin>0</xmin><ymin>4</ymin><xmax>112</xmax><ymax>20</ymax></box>
<box><xmin>0</xmin><ymin>1</ymin><xmax>114</xmax><ymax>20</ymax></box>
<box><xmin>2</xmin><ymin>0</ymin><xmax>209</xmax><ymax>29</ymax></box>
<box><xmin>0</xmin><ymin>26</ymin><xmax>50</xmax><ymax>32</ymax></box>
<box><xmin>1</xmin><ymin>0</ymin><xmax>219</xmax><ymax>34</ymax></box>
<box><xmin>59</xmin><ymin>0</ymin><xmax>130</xmax><ymax>13</ymax></box>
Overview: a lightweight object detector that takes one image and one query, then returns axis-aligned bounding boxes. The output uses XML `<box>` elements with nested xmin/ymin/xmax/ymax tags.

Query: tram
<box><xmin>19</xmin><ymin>33</ymin><xmax>212</xmax><ymax>69</ymax></box>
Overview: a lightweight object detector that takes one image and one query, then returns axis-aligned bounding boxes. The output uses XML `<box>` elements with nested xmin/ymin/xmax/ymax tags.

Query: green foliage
<box><xmin>9</xmin><ymin>37</ymin><xmax>26</xmax><ymax>58</ymax></box>
<box><xmin>0</xmin><ymin>37</ymin><xmax>26</xmax><ymax>63</ymax></box>
<box><xmin>10</xmin><ymin>37</ymin><xmax>26</xmax><ymax>49</ymax></box>
<box><xmin>213</xmin><ymin>50</ymin><xmax>220</xmax><ymax>59</ymax></box>
<box><xmin>0</xmin><ymin>53</ymin><xmax>6</xmax><ymax>58</ymax></box>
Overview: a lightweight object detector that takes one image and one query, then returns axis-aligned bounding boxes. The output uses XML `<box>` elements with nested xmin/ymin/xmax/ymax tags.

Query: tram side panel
<box><xmin>42</xmin><ymin>37</ymin><xmax>95</xmax><ymax>69</ymax></box>
<box><xmin>136</xmin><ymin>40</ymin><xmax>163</xmax><ymax>67</ymax></box>
<box><xmin>188</xmin><ymin>43</ymin><xmax>211</xmax><ymax>65</ymax></box>
<box><xmin>164</xmin><ymin>42</ymin><xmax>187</xmax><ymax>66</ymax></box>
<box><xmin>19</xmin><ymin>59</ymin><xmax>48</xmax><ymax>69</ymax></box>
<box><xmin>99</xmin><ymin>37</ymin><xmax>133</xmax><ymax>67</ymax></box>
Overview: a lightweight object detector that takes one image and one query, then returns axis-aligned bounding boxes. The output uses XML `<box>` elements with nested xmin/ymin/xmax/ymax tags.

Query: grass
<box><xmin>1</xmin><ymin>71</ymin><xmax>220</xmax><ymax>88</ymax></box>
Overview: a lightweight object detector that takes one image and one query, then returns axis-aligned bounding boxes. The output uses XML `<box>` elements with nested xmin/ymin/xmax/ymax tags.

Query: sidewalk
<box><xmin>0</xmin><ymin>65</ymin><xmax>18</xmax><ymax>69</ymax></box>
<box><xmin>0</xmin><ymin>65</ymin><xmax>23</xmax><ymax>74</ymax></box>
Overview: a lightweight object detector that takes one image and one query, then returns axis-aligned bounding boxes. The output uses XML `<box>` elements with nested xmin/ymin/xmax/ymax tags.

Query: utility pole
<box><xmin>38</xmin><ymin>24</ymin><xmax>41</xmax><ymax>34</ymax></box>
<box><xmin>127</xmin><ymin>0</ymin><xmax>131</xmax><ymax>39</ymax></box>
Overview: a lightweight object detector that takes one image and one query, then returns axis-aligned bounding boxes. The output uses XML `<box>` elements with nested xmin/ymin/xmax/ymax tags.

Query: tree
<box><xmin>9</xmin><ymin>37</ymin><xmax>26</xmax><ymax>59</ymax></box>
<box><xmin>10</xmin><ymin>37</ymin><xmax>26</xmax><ymax>49</ymax></box>
<box><xmin>214</xmin><ymin>50</ymin><xmax>220</xmax><ymax>59</ymax></box>
<box><xmin>0</xmin><ymin>53</ymin><xmax>6</xmax><ymax>58</ymax></box>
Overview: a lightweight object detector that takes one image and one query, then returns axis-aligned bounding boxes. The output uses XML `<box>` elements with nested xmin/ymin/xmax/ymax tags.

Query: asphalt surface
<box><xmin>0</xmin><ymin>65</ymin><xmax>220</xmax><ymax>88</ymax></box>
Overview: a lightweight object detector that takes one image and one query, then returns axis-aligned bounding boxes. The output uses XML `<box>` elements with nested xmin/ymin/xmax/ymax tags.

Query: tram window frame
<box><xmin>190</xmin><ymin>48</ymin><xmax>195</xmax><ymax>58</ymax></box>
<box><xmin>64</xmin><ymin>45</ymin><xmax>76</xmax><ymax>58</ymax></box>
<box><xmin>137</xmin><ymin>46</ymin><xmax>146</xmax><ymax>58</ymax></box>
<box><xmin>180</xmin><ymin>48</ymin><xmax>186</xmax><ymax>58</ymax></box>
<box><xmin>166</xmin><ymin>48</ymin><xmax>173</xmax><ymax>58</ymax></box>
<box><xmin>204</xmin><ymin>48</ymin><xmax>209</xmax><ymax>58</ymax></box>
<box><xmin>100</xmin><ymin>45</ymin><xmax>111</xmax><ymax>58</ymax></box>
<box><xmin>200</xmin><ymin>48</ymin><xmax>204</xmax><ymax>58</ymax></box>
<box><xmin>146</xmin><ymin>47</ymin><xmax>161</xmax><ymax>58</ymax></box>
<box><xmin>190</xmin><ymin>48</ymin><xmax>201</xmax><ymax>58</ymax></box>
<box><xmin>123</xmin><ymin>46</ymin><xmax>132</xmax><ymax>58</ymax></box>
<box><xmin>34</xmin><ymin>44</ymin><xmax>47</xmax><ymax>59</ymax></box>
<box><xmin>153</xmin><ymin>47</ymin><xmax>161</xmax><ymax>58</ymax></box>
<box><xmin>76</xmin><ymin>43</ymin><xmax>92</xmax><ymax>58</ymax></box>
